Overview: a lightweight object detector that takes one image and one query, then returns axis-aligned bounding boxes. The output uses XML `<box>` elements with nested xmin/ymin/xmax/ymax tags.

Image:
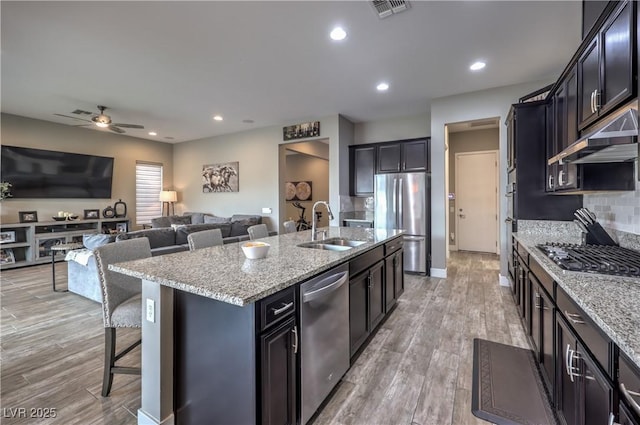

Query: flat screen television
<box><xmin>1</xmin><ymin>145</ymin><xmax>114</xmax><ymax>199</ymax></box>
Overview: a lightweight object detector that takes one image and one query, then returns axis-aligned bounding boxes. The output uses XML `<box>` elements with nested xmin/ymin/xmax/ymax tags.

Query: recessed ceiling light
<box><xmin>470</xmin><ymin>61</ymin><xmax>486</xmax><ymax>71</ymax></box>
<box><xmin>330</xmin><ymin>27</ymin><xmax>347</xmax><ymax>41</ymax></box>
<box><xmin>213</xmin><ymin>115</ymin><xmax>223</xmax><ymax>121</ymax></box>
<box><xmin>376</xmin><ymin>82</ymin><xmax>389</xmax><ymax>91</ymax></box>
<box><xmin>148</xmin><ymin>131</ymin><xmax>157</xmax><ymax>136</ymax></box>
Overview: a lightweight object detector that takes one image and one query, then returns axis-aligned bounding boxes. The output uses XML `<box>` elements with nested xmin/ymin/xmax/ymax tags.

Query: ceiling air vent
<box><xmin>371</xmin><ymin>0</ymin><xmax>409</xmax><ymax>19</ymax></box>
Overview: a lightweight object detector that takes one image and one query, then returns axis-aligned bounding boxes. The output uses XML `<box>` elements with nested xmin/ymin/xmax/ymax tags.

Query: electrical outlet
<box><xmin>261</xmin><ymin>207</ymin><xmax>272</xmax><ymax>214</ymax></box>
<box><xmin>146</xmin><ymin>298</ymin><xmax>155</xmax><ymax>323</ymax></box>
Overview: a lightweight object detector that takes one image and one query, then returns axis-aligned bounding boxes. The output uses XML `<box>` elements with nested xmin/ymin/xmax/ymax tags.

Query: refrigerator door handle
<box><xmin>398</xmin><ymin>178</ymin><xmax>403</xmax><ymax>229</ymax></box>
<box><xmin>392</xmin><ymin>177</ymin><xmax>398</xmax><ymax>228</ymax></box>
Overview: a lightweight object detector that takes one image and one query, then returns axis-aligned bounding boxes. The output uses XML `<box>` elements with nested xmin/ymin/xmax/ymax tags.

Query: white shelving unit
<box><xmin>0</xmin><ymin>217</ymin><xmax>130</xmax><ymax>270</ymax></box>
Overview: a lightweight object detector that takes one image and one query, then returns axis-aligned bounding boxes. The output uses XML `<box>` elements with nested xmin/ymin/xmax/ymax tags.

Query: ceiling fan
<box><xmin>54</xmin><ymin>105</ymin><xmax>144</xmax><ymax>134</ymax></box>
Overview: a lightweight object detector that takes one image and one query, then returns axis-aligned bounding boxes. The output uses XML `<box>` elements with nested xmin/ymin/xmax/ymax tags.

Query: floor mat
<box><xmin>471</xmin><ymin>338</ymin><xmax>557</xmax><ymax>425</ymax></box>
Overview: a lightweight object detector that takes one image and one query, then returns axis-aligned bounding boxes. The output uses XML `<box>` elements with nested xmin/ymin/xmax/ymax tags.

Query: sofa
<box><xmin>66</xmin><ymin>213</ymin><xmax>267</xmax><ymax>302</ymax></box>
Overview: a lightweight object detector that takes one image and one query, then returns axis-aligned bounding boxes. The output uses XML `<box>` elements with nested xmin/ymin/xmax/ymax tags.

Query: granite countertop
<box><xmin>109</xmin><ymin>227</ymin><xmax>403</xmax><ymax>307</ymax></box>
<box><xmin>514</xmin><ymin>232</ymin><xmax>640</xmax><ymax>369</ymax></box>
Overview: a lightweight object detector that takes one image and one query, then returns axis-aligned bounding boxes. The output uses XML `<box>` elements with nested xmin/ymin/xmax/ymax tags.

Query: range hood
<box><xmin>548</xmin><ymin>99</ymin><xmax>638</xmax><ymax>165</ymax></box>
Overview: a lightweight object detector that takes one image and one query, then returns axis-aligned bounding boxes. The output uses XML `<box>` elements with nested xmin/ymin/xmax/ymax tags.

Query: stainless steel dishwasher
<box><xmin>300</xmin><ymin>263</ymin><xmax>350</xmax><ymax>424</ymax></box>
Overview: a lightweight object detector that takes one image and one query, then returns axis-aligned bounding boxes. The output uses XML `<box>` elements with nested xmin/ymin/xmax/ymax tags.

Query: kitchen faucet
<box><xmin>311</xmin><ymin>201</ymin><xmax>334</xmax><ymax>241</ymax></box>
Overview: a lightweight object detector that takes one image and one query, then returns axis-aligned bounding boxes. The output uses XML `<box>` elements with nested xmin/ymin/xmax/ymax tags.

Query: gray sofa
<box><xmin>66</xmin><ymin>213</ymin><xmax>266</xmax><ymax>302</ymax></box>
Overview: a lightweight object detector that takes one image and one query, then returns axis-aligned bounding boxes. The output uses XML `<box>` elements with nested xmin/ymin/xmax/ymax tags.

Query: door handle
<box><xmin>458</xmin><ymin>214</ymin><xmax>465</xmax><ymax>218</ymax></box>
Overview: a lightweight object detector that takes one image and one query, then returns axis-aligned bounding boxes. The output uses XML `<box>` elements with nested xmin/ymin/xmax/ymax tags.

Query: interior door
<box><xmin>455</xmin><ymin>151</ymin><xmax>498</xmax><ymax>253</ymax></box>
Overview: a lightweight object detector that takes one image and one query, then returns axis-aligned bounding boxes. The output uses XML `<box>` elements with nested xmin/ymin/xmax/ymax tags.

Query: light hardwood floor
<box><xmin>1</xmin><ymin>251</ymin><xmax>527</xmax><ymax>425</ymax></box>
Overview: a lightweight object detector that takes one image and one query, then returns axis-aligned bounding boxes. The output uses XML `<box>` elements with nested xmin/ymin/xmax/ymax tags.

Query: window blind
<box><xmin>136</xmin><ymin>162</ymin><xmax>163</xmax><ymax>225</ymax></box>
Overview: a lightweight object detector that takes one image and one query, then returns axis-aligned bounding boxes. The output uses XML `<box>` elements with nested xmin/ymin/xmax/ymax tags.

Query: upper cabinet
<box><xmin>376</xmin><ymin>138</ymin><xmax>429</xmax><ymax>174</ymax></box>
<box><xmin>349</xmin><ymin>138</ymin><xmax>430</xmax><ymax>197</ymax></box>
<box><xmin>349</xmin><ymin>146</ymin><xmax>376</xmax><ymax>197</ymax></box>
<box><xmin>578</xmin><ymin>0</ymin><xmax>634</xmax><ymax>130</ymax></box>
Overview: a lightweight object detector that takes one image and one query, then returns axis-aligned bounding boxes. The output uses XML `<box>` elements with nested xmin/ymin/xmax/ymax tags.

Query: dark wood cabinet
<box><xmin>349</xmin><ymin>260</ymin><xmax>385</xmax><ymax>357</ymax></box>
<box><xmin>260</xmin><ymin>317</ymin><xmax>297</xmax><ymax>425</ymax></box>
<box><xmin>376</xmin><ymin>138</ymin><xmax>429</xmax><ymax>174</ymax></box>
<box><xmin>556</xmin><ymin>314</ymin><xmax>614</xmax><ymax>425</ymax></box>
<box><xmin>349</xmin><ymin>271</ymin><xmax>369</xmax><ymax>357</ymax></box>
<box><xmin>578</xmin><ymin>0</ymin><xmax>634</xmax><ymax>130</ymax></box>
<box><xmin>384</xmin><ymin>238</ymin><xmax>404</xmax><ymax>313</ymax></box>
<box><xmin>377</xmin><ymin>143</ymin><xmax>402</xmax><ymax>173</ymax></box>
<box><xmin>350</xmin><ymin>139</ymin><xmax>429</xmax><ymax>196</ymax></box>
<box><xmin>349</xmin><ymin>146</ymin><xmax>376</xmax><ymax>197</ymax></box>
<box><xmin>506</xmin><ymin>101</ymin><xmax>582</xmax><ymax>220</ymax></box>
<box><xmin>368</xmin><ymin>261</ymin><xmax>385</xmax><ymax>330</ymax></box>
<box><xmin>529</xmin><ymin>271</ymin><xmax>555</xmax><ymax>395</ymax></box>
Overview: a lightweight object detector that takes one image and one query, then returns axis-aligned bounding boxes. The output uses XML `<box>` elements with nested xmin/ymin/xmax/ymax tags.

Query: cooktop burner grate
<box><xmin>537</xmin><ymin>243</ymin><xmax>640</xmax><ymax>278</ymax></box>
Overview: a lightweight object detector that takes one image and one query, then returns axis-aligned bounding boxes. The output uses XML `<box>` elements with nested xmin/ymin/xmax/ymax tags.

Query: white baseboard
<box><xmin>498</xmin><ymin>274</ymin><xmax>510</xmax><ymax>287</ymax></box>
<box><xmin>430</xmin><ymin>268</ymin><xmax>447</xmax><ymax>278</ymax></box>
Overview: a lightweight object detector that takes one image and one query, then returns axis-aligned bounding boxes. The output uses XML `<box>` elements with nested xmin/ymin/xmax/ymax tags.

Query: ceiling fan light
<box><xmin>95</xmin><ymin>122</ymin><xmax>109</xmax><ymax>128</ymax></box>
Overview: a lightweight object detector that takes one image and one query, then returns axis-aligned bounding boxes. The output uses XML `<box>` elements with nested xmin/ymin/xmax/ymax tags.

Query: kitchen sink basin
<box><xmin>297</xmin><ymin>238</ymin><xmax>367</xmax><ymax>251</ymax></box>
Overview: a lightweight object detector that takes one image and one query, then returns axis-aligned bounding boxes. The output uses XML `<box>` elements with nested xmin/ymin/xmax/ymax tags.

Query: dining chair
<box><xmin>187</xmin><ymin>228</ymin><xmax>224</xmax><ymax>250</ymax></box>
<box><xmin>247</xmin><ymin>224</ymin><xmax>269</xmax><ymax>240</ymax></box>
<box><xmin>94</xmin><ymin>237</ymin><xmax>152</xmax><ymax>397</ymax></box>
<box><xmin>283</xmin><ymin>220</ymin><xmax>297</xmax><ymax>234</ymax></box>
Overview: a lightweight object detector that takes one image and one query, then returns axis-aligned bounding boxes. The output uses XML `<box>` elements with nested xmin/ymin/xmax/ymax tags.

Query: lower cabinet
<box><xmin>384</xmin><ymin>248</ymin><xmax>404</xmax><ymax>312</ymax></box>
<box><xmin>260</xmin><ymin>317</ymin><xmax>297</xmax><ymax>425</ymax></box>
<box><xmin>529</xmin><ymin>272</ymin><xmax>555</xmax><ymax>394</ymax></box>
<box><xmin>556</xmin><ymin>315</ymin><xmax>614</xmax><ymax>425</ymax></box>
<box><xmin>349</xmin><ymin>260</ymin><xmax>384</xmax><ymax>357</ymax></box>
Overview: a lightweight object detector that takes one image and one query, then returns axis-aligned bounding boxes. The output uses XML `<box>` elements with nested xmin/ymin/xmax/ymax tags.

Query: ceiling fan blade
<box><xmin>54</xmin><ymin>113</ymin><xmax>91</xmax><ymax>123</ymax></box>
<box><xmin>72</xmin><ymin>124</ymin><xmax>91</xmax><ymax>127</ymax></box>
<box><xmin>112</xmin><ymin>123</ymin><xmax>144</xmax><ymax>129</ymax></box>
<box><xmin>108</xmin><ymin>125</ymin><xmax>126</xmax><ymax>134</ymax></box>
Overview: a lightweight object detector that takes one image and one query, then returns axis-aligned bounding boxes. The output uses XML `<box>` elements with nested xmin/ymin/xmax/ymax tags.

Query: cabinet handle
<box><xmin>548</xmin><ymin>174</ymin><xmax>554</xmax><ymax>190</ymax></box>
<box><xmin>565</xmin><ymin>344</ymin><xmax>581</xmax><ymax>382</ymax></box>
<box><xmin>558</xmin><ymin>170</ymin><xmax>565</xmax><ymax>186</ymax></box>
<box><xmin>272</xmin><ymin>302</ymin><xmax>294</xmax><ymax>316</ymax></box>
<box><xmin>564</xmin><ymin>310</ymin><xmax>585</xmax><ymax>325</ymax></box>
<box><xmin>590</xmin><ymin>90</ymin><xmax>595</xmax><ymax>113</ymax></box>
<box><xmin>609</xmin><ymin>412</ymin><xmax>620</xmax><ymax>425</ymax></box>
<box><xmin>620</xmin><ymin>383</ymin><xmax>640</xmax><ymax>417</ymax></box>
<box><xmin>594</xmin><ymin>90</ymin><xmax>600</xmax><ymax>112</ymax></box>
<box><xmin>292</xmin><ymin>325</ymin><xmax>298</xmax><ymax>354</ymax></box>
<box><xmin>367</xmin><ymin>274</ymin><xmax>372</xmax><ymax>289</ymax></box>
<box><xmin>533</xmin><ymin>292</ymin><xmax>549</xmax><ymax>310</ymax></box>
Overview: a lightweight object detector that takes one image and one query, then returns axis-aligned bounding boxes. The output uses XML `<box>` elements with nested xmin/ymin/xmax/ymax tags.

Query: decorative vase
<box><xmin>114</xmin><ymin>199</ymin><xmax>127</xmax><ymax>218</ymax></box>
<box><xmin>102</xmin><ymin>206</ymin><xmax>115</xmax><ymax>218</ymax></box>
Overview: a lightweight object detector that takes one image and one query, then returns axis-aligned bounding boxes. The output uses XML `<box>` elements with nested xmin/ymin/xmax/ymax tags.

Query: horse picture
<box><xmin>202</xmin><ymin>162</ymin><xmax>239</xmax><ymax>192</ymax></box>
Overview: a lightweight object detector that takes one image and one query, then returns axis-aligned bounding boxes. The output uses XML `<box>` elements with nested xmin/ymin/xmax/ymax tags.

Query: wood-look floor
<box><xmin>1</xmin><ymin>251</ymin><xmax>527</xmax><ymax>425</ymax></box>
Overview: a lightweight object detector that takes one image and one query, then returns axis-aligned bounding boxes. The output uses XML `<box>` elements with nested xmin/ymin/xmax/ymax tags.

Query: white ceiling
<box><xmin>1</xmin><ymin>1</ymin><xmax>581</xmax><ymax>143</ymax></box>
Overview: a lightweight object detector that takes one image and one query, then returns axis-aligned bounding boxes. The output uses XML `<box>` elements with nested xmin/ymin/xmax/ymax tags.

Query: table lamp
<box><xmin>159</xmin><ymin>190</ymin><xmax>177</xmax><ymax>216</ymax></box>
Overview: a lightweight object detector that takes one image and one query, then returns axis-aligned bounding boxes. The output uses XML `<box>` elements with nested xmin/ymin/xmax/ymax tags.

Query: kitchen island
<box><xmin>110</xmin><ymin>227</ymin><xmax>404</xmax><ymax>425</ymax></box>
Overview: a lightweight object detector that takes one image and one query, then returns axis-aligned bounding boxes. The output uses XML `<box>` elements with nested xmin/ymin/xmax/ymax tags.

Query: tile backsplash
<box><xmin>583</xmin><ymin>179</ymin><xmax>639</xmax><ymax>235</ymax></box>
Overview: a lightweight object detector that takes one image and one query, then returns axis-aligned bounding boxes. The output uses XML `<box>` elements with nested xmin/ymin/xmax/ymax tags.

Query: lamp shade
<box><xmin>159</xmin><ymin>190</ymin><xmax>177</xmax><ymax>202</ymax></box>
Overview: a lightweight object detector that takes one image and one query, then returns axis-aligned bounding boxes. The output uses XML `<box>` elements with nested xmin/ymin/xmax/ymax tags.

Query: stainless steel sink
<box><xmin>321</xmin><ymin>238</ymin><xmax>367</xmax><ymax>247</ymax></box>
<box><xmin>297</xmin><ymin>238</ymin><xmax>366</xmax><ymax>251</ymax></box>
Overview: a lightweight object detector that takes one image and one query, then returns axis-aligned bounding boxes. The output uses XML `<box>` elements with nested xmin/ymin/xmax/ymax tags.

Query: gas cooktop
<box><xmin>537</xmin><ymin>243</ymin><xmax>640</xmax><ymax>278</ymax></box>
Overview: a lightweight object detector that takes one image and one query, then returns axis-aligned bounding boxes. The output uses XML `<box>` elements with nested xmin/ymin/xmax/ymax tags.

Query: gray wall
<box><xmin>354</xmin><ymin>113</ymin><xmax>430</xmax><ymax>144</ymax></box>
<box><xmin>0</xmin><ymin>113</ymin><xmax>174</xmax><ymax>229</ymax></box>
<box><xmin>173</xmin><ymin>115</ymin><xmax>350</xmax><ymax>232</ymax></box>
<box><xmin>430</xmin><ymin>80</ymin><xmax>553</xmax><ymax>278</ymax></box>
<box><xmin>448</xmin><ymin>128</ymin><xmax>499</xmax><ymax>247</ymax></box>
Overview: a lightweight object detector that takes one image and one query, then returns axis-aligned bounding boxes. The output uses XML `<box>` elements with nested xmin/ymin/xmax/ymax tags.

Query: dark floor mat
<box><xmin>471</xmin><ymin>338</ymin><xmax>557</xmax><ymax>425</ymax></box>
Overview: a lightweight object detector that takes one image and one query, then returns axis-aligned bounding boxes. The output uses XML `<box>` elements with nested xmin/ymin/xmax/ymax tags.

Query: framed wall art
<box><xmin>84</xmin><ymin>209</ymin><xmax>100</xmax><ymax>219</ymax></box>
<box><xmin>0</xmin><ymin>248</ymin><xmax>15</xmax><ymax>265</ymax></box>
<box><xmin>283</xmin><ymin>121</ymin><xmax>320</xmax><ymax>141</ymax></box>
<box><xmin>0</xmin><ymin>231</ymin><xmax>16</xmax><ymax>244</ymax></box>
<box><xmin>285</xmin><ymin>181</ymin><xmax>312</xmax><ymax>201</ymax></box>
<box><xmin>18</xmin><ymin>211</ymin><xmax>38</xmax><ymax>223</ymax></box>
<box><xmin>202</xmin><ymin>162</ymin><xmax>239</xmax><ymax>193</ymax></box>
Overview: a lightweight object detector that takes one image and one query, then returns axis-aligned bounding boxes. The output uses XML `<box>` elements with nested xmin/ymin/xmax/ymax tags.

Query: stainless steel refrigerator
<box><xmin>374</xmin><ymin>172</ymin><xmax>430</xmax><ymax>274</ymax></box>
